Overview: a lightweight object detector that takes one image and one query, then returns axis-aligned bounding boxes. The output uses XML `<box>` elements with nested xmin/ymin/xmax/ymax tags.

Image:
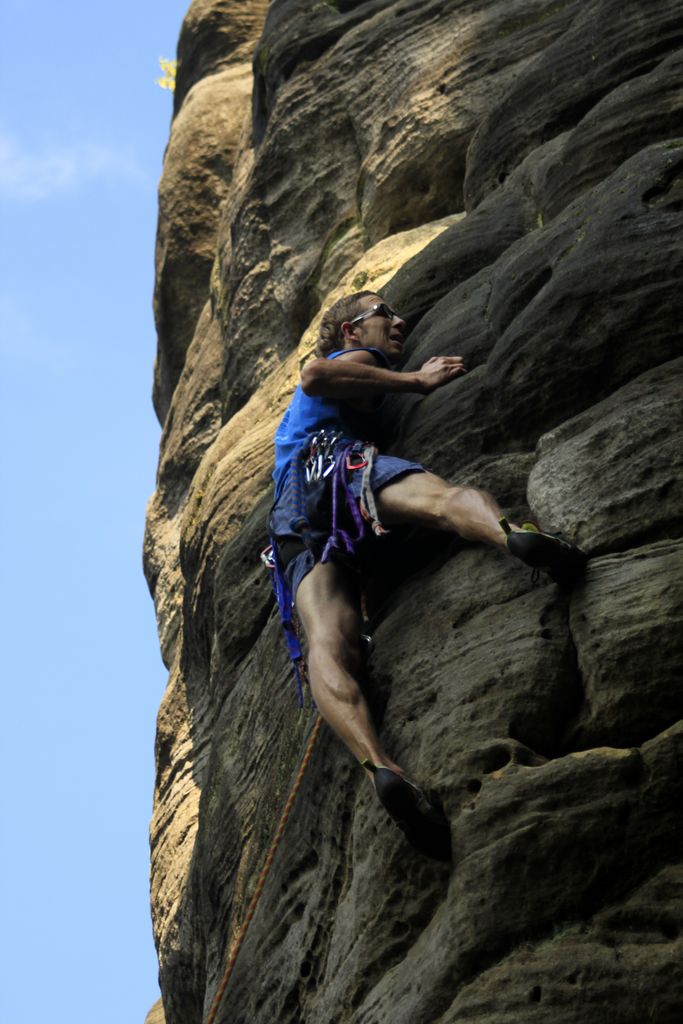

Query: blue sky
<box><xmin>1</xmin><ymin>2</ymin><xmax>193</xmax><ymax>1020</ymax></box>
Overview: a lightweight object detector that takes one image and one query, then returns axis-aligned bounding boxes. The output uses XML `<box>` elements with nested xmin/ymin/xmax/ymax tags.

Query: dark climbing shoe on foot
<box><xmin>369</xmin><ymin>765</ymin><xmax>451</xmax><ymax>862</ymax></box>
<box><xmin>500</xmin><ymin>517</ymin><xmax>587</xmax><ymax>586</ymax></box>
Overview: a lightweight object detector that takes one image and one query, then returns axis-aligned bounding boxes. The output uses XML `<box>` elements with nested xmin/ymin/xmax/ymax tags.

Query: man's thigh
<box><xmin>375</xmin><ymin>470</ymin><xmax>454</xmax><ymax>529</ymax></box>
<box><xmin>295</xmin><ymin>560</ymin><xmax>361</xmax><ymax>646</ymax></box>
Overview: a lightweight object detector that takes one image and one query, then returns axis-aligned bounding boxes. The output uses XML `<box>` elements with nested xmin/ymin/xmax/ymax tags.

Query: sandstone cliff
<box><xmin>144</xmin><ymin>2</ymin><xmax>683</xmax><ymax>1022</ymax></box>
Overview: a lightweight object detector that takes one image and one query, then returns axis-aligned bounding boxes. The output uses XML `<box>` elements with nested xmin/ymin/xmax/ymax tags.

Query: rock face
<box><xmin>144</xmin><ymin>2</ymin><xmax>683</xmax><ymax>1022</ymax></box>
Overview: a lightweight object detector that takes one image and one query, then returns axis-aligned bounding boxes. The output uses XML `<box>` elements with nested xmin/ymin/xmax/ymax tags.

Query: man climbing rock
<box><xmin>268</xmin><ymin>291</ymin><xmax>585</xmax><ymax>860</ymax></box>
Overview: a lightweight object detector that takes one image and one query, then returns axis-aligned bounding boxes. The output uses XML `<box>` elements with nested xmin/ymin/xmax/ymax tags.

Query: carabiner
<box><xmin>346</xmin><ymin>451</ymin><xmax>368</xmax><ymax>471</ymax></box>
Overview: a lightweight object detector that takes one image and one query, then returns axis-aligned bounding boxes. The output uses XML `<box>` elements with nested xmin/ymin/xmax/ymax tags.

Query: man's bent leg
<box><xmin>296</xmin><ymin>558</ymin><xmax>452</xmax><ymax>860</ymax></box>
<box><xmin>376</xmin><ymin>471</ymin><xmax>509</xmax><ymax>549</ymax></box>
<box><xmin>376</xmin><ymin>470</ymin><xmax>586</xmax><ymax>583</ymax></box>
<box><xmin>295</xmin><ymin>560</ymin><xmax>403</xmax><ymax>775</ymax></box>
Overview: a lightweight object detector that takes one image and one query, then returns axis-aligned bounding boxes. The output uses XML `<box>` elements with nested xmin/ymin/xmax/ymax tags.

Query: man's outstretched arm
<box><xmin>301</xmin><ymin>349</ymin><xmax>466</xmax><ymax>398</ymax></box>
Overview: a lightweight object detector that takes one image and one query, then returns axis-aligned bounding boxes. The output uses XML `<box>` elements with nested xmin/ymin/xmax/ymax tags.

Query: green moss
<box><xmin>665</xmin><ymin>140</ymin><xmax>683</xmax><ymax>149</ymax></box>
<box><xmin>181</xmin><ymin>463</ymin><xmax>218</xmax><ymax>537</ymax></box>
<box><xmin>199</xmin><ymin>463</ymin><xmax>216</xmax><ymax>491</ymax></box>
<box><xmin>257</xmin><ymin>44</ymin><xmax>270</xmax><ymax>74</ymax></box>
<box><xmin>319</xmin><ymin>217</ymin><xmax>358</xmax><ymax>267</ymax></box>
<box><xmin>351</xmin><ymin>271</ymin><xmax>369</xmax><ymax>291</ymax></box>
<box><xmin>537</xmin><ymin>211</ymin><xmax>544</xmax><ymax>228</ymax></box>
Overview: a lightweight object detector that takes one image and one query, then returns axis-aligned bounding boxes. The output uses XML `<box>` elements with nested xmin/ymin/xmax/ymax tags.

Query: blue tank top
<box><xmin>272</xmin><ymin>347</ymin><xmax>393</xmax><ymax>497</ymax></box>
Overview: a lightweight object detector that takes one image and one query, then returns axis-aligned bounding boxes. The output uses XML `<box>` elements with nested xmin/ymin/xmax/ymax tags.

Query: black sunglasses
<box><xmin>349</xmin><ymin>302</ymin><xmax>400</xmax><ymax>325</ymax></box>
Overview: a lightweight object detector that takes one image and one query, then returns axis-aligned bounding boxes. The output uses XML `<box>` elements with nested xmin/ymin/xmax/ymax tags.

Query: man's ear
<box><xmin>340</xmin><ymin>321</ymin><xmax>360</xmax><ymax>344</ymax></box>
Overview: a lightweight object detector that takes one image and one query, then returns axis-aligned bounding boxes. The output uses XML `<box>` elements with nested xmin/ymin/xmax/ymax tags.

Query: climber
<box><xmin>268</xmin><ymin>291</ymin><xmax>585</xmax><ymax>860</ymax></box>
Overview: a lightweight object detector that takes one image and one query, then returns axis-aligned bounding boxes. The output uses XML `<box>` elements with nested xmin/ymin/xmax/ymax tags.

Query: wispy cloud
<box><xmin>0</xmin><ymin>129</ymin><xmax>150</xmax><ymax>201</ymax></box>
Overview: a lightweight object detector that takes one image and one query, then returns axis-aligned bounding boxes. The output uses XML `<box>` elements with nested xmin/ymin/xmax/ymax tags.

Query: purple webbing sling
<box><xmin>321</xmin><ymin>444</ymin><xmax>366</xmax><ymax>563</ymax></box>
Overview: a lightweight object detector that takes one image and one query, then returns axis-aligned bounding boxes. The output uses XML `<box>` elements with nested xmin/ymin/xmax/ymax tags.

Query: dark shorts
<box><xmin>269</xmin><ymin>453</ymin><xmax>425</xmax><ymax>602</ymax></box>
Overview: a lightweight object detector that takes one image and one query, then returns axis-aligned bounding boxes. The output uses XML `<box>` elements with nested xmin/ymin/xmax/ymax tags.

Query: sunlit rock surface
<box><xmin>144</xmin><ymin>1</ymin><xmax>683</xmax><ymax>1022</ymax></box>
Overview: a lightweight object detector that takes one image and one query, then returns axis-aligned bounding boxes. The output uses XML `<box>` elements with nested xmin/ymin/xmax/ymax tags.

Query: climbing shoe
<box><xmin>364</xmin><ymin>763</ymin><xmax>451</xmax><ymax>862</ymax></box>
<box><xmin>500</xmin><ymin>517</ymin><xmax>586</xmax><ymax>586</ymax></box>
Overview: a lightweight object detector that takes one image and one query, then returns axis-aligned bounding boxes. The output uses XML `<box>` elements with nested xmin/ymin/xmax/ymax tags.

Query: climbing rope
<box><xmin>205</xmin><ymin>713</ymin><xmax>323</xmax><ymax>1024</ymax></box>
<box><xmin>209</xmin><ymin>433</ymin><xmax>375</xmax><ymax>1020</ymax></box>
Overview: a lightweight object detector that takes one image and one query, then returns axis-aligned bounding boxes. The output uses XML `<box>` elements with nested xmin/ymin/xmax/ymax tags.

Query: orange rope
<box><xmin>205</xmin><ymin>713</ymin><xmax>323</xmax><ymax>1024</ymax></box>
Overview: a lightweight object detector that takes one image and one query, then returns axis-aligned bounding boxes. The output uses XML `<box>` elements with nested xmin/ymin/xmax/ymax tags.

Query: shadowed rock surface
<box><xmin>144</xmin><ymin>1</ymin><xmax>683</xmax><ymax>1022</ymax></box>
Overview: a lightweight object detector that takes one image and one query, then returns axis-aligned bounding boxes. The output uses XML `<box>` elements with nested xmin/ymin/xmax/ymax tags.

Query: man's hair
<box><xmin>317</xmin><ymin>291</ymin><xmax>377</xmax><ymax>356</ymax></box>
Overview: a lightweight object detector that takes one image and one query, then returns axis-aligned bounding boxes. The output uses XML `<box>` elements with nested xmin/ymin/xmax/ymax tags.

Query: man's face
<box><xmin>345</xmin><ymin>294</ymin><xmax>406</xmax><ymax>363</ymax></box>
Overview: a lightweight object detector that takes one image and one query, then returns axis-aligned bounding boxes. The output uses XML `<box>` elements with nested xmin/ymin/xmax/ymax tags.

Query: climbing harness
<box><xmin>205</xmin><ymin>713</ymin><xmax>323</xmax><ymax>1024</ymax></box>
<box><xmin>265</xmin><ymin>432</ymin><xmax>386</xmax><ymax>703</ymax></box>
